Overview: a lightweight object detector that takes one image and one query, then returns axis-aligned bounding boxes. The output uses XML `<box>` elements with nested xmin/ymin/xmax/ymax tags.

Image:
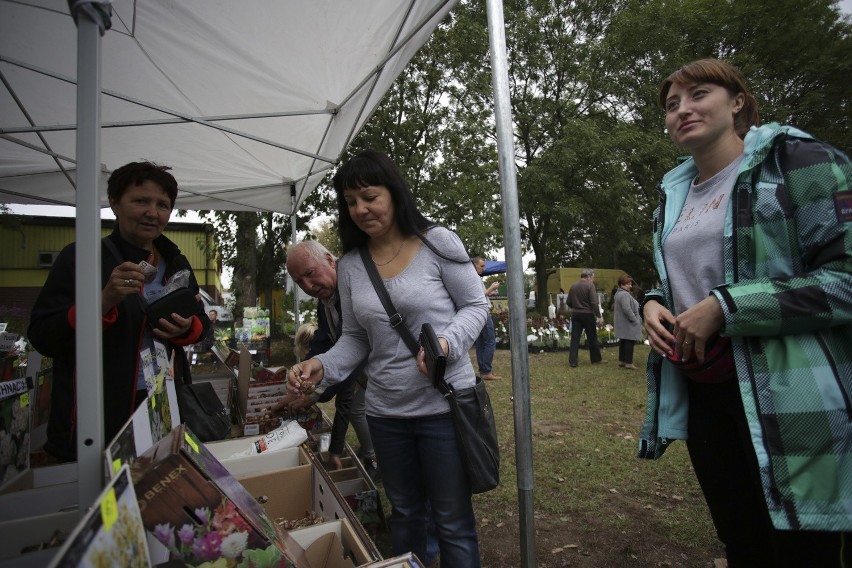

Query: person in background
<box><xmin>567</xmin><ymin>269</ymin><xmax>603</xmax><ymax>367</ymax></box>
<box><xmin>471</xmin><ymin>256</ymin><xmax>502</xmax><ymax>381</ymax></box>
<box><xmin>28</xmin><ymin>161</ymin><xmax>209</xmax><ymax>462</ymax></box>
<box><xmin>640</xmin><ymin>58</ymin><xmax>852</xmax><ymax>566</ymax></box>
<box><xmin>612</xmin><ymin>274</ymin><xmax>641</xmax><ymax>370</ymax></box>
<box><xmin>280</xmin><ymin>240</ymin><xmax>379</xmax><ymax>481</ymax></box>
<box><xmin>293</xmin><ymin>321</ymin><xmax>318</xmax><ymax>361</ymax></box>
<box><xmin>286</xmin><ymin>149</ymin><xmax>488</xmax><ymax>567</ymax></box>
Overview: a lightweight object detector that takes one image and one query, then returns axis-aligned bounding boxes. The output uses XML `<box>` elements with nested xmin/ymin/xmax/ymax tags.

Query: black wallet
<box><xmin>419</xmin><ymin>323</ymin><xmax>447</xmax><ymax>388</ymax></box>
<box><xmin>145</xmin><ymin>287</ymin><xmax>198</xmax><ymax>329</ymax></box>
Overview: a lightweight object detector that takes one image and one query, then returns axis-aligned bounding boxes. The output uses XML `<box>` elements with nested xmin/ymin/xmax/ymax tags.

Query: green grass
<box><xmin>312</xmin><ymin>341</ymin><xmax>722</xmax><ymax>562</ymax></box>
<box><xmin>473</xmin><ymin>345</ymin><xmax>718</xmax><ymax>549</ymax></box>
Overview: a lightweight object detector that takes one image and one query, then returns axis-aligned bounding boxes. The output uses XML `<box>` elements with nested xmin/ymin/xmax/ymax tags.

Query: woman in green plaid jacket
<box><xmin>640</xmin><ymin>59</ymin><xmax>852</xmax><ymax>567</ymax></box>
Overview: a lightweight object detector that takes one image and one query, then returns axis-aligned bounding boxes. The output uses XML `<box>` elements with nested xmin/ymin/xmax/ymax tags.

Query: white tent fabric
<box><xmin>0</xmin><ymin>0</ymin><xmax>458</xmax><ymax>214</ymax></box>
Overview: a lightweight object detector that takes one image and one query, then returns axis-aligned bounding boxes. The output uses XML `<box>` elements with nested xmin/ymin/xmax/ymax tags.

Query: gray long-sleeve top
<box><xmin>315</xmin><ymin>227</ymin><xmax>489</xmax><ymax>418</ymax></box>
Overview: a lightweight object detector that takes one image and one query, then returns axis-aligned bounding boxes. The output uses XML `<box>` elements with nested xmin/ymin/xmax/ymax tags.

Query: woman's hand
<box><xmin>102</xmin><ymin>262</ymin><xmax>146</xmax><ymax>312</ymax></box>
<box><xmin>672</xmin><ymin>296</ymin><xmax>725</xmax><ymax>363</ymax></box>
<box><xmin>287</xmin><ymin>359</ymin><xmax>325</xmax><ymax>398</ymax></box>
<box><xmin>152</xmin><ymin>313</ymin><xmax>193</xmax><ymax>340</ymax></box>
<box><xmin>416</xmin><ymin>336</ymin><xmax>448</xmax><ymax>376</ymax></box>
<box><xmin>643</xmin><ymin>299</ymin><xmax>677</xmax><ymax>357</ymax></box>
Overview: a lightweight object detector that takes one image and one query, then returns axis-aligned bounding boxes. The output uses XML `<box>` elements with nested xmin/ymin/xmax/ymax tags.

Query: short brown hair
<box><xmin>659</xmin><ymin>59</ymin><xmax>760</xmax><ymax>138</ymax></box>
<box><xmin>107</xmin><ymin>161</ymin><xmax>178</xmax><ymax>208</ymax></box>
<box><xmin>617</xmin><ymin>274</ymin><xmax>633</xmax><ymax>286</ymax></box>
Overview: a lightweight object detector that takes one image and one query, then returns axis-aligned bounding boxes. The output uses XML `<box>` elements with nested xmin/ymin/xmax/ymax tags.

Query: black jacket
<box><xmin>307</xmin><ymin>294</ymin><xmax>367</xmax><ymax>455</ymax></box>
<box><xmin>28</xmin><ymin>228</ymin><xmax>209</xmax><ymax>460</ymax></box>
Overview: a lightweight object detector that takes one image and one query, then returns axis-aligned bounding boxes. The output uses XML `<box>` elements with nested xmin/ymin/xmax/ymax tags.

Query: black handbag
<box><xmin>359</xmin><ymin>248</ymin><xmax>500</xmax><ymax>493</ymax></box>
<box><xmin>419</xmin><ymin>322</ymin><xmax>447</xmax><ymax>389</ymax></box>
<box><xmin>145</xmin><ymin>287</ymin><xmax>199</xmax><ymax>328</ymax></box>
<box><xmin>175</xmin><ymin>382</ymin><xmax>231</xmax><ymax>442</ymax></box>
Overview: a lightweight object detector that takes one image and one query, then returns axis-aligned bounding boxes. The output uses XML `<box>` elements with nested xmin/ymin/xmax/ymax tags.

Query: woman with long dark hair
<box><xmin>288</xmin><ymin>150</ymin><xmax>489</xmax><ymax>566</ymax></box>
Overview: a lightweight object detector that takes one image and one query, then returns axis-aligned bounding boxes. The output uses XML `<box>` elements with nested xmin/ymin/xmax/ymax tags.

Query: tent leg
<box><xmin>485</xmin><ymin>0</ymin><xmax>537</xmax><ymax>566</ymax></box>
<box><xmin>74</xmin><ymin>12</ymin><xmax>105</xmax><ymax>514</ymax></box>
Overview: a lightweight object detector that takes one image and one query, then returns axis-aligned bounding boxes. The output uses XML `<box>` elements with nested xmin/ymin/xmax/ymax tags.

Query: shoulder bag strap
<box><xmin>358</xmin><ymin>247</ymin><xmax>420</xmax><ymax>357</ymax></box>
<box><xmin>102</xmin><ymin>236</ymin><xmax>123</xmax><ymax>265</ymax></box>
<box><xmin>358</xmin><ymin>247</ymin><xmax>454</xmax><ymax>395</ymax></box>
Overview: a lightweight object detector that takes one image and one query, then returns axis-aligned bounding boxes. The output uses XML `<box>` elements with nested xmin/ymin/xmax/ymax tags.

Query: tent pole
<box><xmin>485</xmin><ymin>0</ymin><xmax>536</xmax><ymax>566</ymax></box>
<box><xmin>74</xmin><ymin>10</ymin><xmax>105</xmax><ymax>513</ymax></box>
<box><xmin>290</xmin><ymin>185</ymin><xmax>300</xmax><ymax>341</ymax></box>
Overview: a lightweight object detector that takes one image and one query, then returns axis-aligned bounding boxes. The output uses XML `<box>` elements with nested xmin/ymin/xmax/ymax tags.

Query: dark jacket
<box><xmin>307</xmin><ymin>293</ymin><xmax>367</xmax><ymax>456</ymax></box>
<box><xmin>28</xmin><ymin>228</ymin><xmax>209</xmax><ymax>460</ymax></box>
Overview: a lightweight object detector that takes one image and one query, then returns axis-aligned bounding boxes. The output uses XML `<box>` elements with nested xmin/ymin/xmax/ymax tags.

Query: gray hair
<box><xmin>288</xmin><ymin>240</ymin><xmax>335</xmax><ymax>263</ymax></box>
<box><xmin>581</xmin><ymin>269</ymin><xmax>594</xmax><ymax>278</ymax></box>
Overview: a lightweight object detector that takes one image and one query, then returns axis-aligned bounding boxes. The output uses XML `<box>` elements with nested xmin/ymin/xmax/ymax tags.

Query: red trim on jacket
<box><xmin>67</xmin><ymin>305</ymin><xmax>118</xmax><ymax>329</ymax></box>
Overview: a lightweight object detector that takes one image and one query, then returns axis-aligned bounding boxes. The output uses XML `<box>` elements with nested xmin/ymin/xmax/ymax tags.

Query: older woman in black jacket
<box><xmin>28</xmin><ymin>161</ymin><xmax>209</xmax><ymax>461</ymax></box>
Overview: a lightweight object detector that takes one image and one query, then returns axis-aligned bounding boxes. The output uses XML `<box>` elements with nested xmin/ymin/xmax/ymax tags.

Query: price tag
<box><xmin>100</xmin><ymin>488</ymin><xmax>118</xmax><ymax>533</ymax></box>
<box><xmin>184</xmin><ymin>432</ymin><xmax>199</xmax><ymax>454</ymax></box>
<box><xmin>19</xmin><ymin>392</ymin><xmax>29</xmax><ymax>407</ymax></box>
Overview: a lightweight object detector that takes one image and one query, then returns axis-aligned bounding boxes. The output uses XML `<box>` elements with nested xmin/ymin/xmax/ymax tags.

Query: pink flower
<box><xmin>192</xmin><ymin>532</ymin><xmax>222</xmax><ymax>561</ymax></box>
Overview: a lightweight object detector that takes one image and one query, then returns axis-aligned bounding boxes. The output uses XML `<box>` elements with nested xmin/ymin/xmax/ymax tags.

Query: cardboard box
<box><xmin>222</xmin><ymin>446</ymin><xmax>310</xmax><ymax>479</ymax></box>
<box><xmin>0</xmin><ymin>462</ymin><xmax>77</xmax><ymax>495</ymax></box>
<box><xmin>0</xmin><ymin>482</ymin><xmax>78</xmax><ymax>522</ymax></box>
<box><xmin>130</xmin><ymin>424</ymin><xmax>309</xmax><ymax>567</ymax></box>
<box><xmin>0</xmin><ymin>510</ymin><xmax>78</xmax><ymax>567</ymax></box>
<box><xmin>238</xmin><ymin>463</ymin><xmax>381</xmax><ymax>564</ymax></box>
<box><xmin>365</xmin><ymin>553</ymin><xmax>426</xmax><ymax>567</ymax></box>
<box><xmin>289</xmin><ymin>519</ymin><xmax>372</xmax><ymax>568</ymax></box>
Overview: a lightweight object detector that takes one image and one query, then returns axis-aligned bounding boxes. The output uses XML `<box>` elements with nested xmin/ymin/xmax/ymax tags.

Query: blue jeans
<box><xmin>475</xmin><ymin>315</ymin><xmax>496</xmax><ymax>375</ymax></box>
<box><xmin>368</xmin><ymin>413</ymin><xmax>481</xmax><ymax>567</ymax></box>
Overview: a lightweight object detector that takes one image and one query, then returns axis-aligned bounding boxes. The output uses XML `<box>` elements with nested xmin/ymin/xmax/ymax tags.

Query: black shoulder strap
<box><xmin>102</xmin><ymin>236</ymin><xmax>149</xmax><ymax>311</ymax></box>
<box><xmin>358</xmin><ymin>247</ymin><xmax>420</xmax><ymax>357</ymax></box>
<box><xmin>102</xmin><ymin>236</ymin><xmax>123</xmax><ymax>265</ymax></box>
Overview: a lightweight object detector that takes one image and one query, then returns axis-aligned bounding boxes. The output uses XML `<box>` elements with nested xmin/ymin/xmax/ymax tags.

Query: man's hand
<box><xmin>287</xmin><ymin>358</ymin><xmax>325</xmax><ymax>398</ymax></box>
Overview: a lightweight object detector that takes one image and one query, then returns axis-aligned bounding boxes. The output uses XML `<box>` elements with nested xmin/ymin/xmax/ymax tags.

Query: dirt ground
<box><xmin>477</xmin><ymin>508</ymin><xmax>722</xmax><ymax>568</ymax></box>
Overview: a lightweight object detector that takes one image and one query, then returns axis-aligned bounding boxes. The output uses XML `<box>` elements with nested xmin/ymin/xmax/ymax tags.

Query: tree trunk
<box><xmin>232</xmin><ymin>212</ymin><xmax>259</xmax><ymax>323</ymax></box>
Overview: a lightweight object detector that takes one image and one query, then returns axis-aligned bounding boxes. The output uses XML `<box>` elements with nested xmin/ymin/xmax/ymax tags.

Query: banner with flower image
<box><xmin>48</xmin><ymin>465</ymin><xmax>151</xmax><ymax>568</ymax></box>
<box><xmin>0</xmin><ymin>375</ymin><xmax>32</xmax><ymax>490</ymax></box>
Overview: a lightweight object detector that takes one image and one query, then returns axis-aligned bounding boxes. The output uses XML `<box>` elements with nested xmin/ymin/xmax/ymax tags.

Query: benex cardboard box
<box><xmin>130</xmin><ymin>424</ymin><xmax>309</xmax><ymax>567</ymax></box>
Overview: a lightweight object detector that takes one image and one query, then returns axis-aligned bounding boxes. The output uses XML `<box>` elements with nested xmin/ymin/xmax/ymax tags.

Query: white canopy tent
<box><xmin>1</xmin><ymin>1</ymin><xmax>536</xmax><ymax>564</ymax></box>
<box><xmin>1</xmin><ymin>0</ymin><xmax>457</xmax><ymax>214</ymax></box>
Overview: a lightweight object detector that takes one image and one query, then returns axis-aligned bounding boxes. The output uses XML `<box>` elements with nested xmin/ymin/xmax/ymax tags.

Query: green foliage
<box><xmin>225</xmin><ymin>0</ymin><xmax>851</xmax><ymax>321</ymax></box>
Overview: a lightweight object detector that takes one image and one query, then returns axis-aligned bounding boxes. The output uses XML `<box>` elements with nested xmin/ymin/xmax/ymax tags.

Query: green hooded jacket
<box><xmin>638</xmin><ymin>123</ymin><xmax>852</xmax><ymax>531</ymax></box>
